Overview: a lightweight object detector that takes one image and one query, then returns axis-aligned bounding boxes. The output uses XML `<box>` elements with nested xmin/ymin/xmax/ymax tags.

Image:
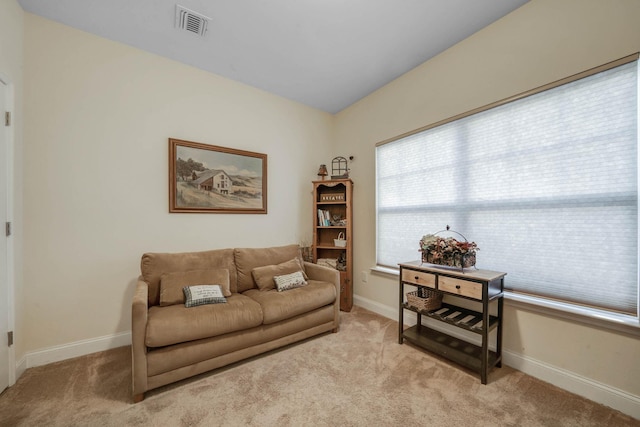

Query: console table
<box><xmin>398</xmin><ymin>261</ymin><xmax>506</xmax><ymax>384</ymax></box>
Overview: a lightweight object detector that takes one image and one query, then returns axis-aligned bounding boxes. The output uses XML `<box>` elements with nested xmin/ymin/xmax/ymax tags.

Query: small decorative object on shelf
<box><xmin>317</xmin><ymin>164</ymin><xmax>328</xmax><ymax>180</ymax></box>
<box><xmin>333</xmin><ymin>232</ymin><xmax>347</xmax><ymax>247</ymax></box>
<box><xmin>336</xmin><ymin>252</ymin><xmax>346</xmax><ymax>271</ymax></box>
<box><xmin>319</xmin><ymin>193</ymin><xmax>345</xmax><ymax>202</ymax></box>
<box><xmin>331</xmin><ymin>156</ymin><xmax>349</xmax><ymax>179</ymax></box>
<box><xmin>331</xmin><ymin>215</ymin><xmax>347</xmax><ymax>226</ymax></box>
<box><xmin>317</xmin><ymin>258</ymin><xmax>338</xmax><ymax>269</ymax></box>
<box><xmin>419</xmin><ymin>225</ymin><xmax>478</xmax><ymax>270</ymax></box>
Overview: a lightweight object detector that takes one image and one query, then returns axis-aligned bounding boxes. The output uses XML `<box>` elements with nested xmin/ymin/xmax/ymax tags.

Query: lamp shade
<box><xmin>317</xmin><ymin>164</ymin><xmax>328</xmax><ymax>180</ymax></box>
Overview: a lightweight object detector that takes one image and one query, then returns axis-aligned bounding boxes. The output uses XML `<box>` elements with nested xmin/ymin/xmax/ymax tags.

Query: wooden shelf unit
<box><xmin>398</xmin><ymin>261</ymin><xmax>506</xmax><ymax>384</ymax></box>
<box><xmin>312</xmin><ymin>179</ymin><xmax>353</xmax><ymax>311</ymax></box>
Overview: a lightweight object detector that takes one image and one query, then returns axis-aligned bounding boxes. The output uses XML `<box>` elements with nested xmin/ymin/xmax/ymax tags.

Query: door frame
<box><xmin>0</xmin><ymin>72</ymin><xmax>16</xmax><ymax>388</ymax></box>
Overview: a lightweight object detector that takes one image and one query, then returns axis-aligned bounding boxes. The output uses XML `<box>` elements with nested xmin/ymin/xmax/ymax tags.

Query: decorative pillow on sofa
<box><xmin>160</xmin><ymin>269</ymin><xmax>230</xmax><ymax>306</ymax></box>
<box><xmin>183</xmin><ymin>285</ymin><xmax>227</xmax><ymax>307</ymax></box>
<box><xmin>251</xmin><ymin>258</ymin><xmax>308</xmax><ymax>291</ymax></box>
<box><xmin>274</xmin><ymin>271</ymin><xmax>308</xmax><ymax>292</ymax></box>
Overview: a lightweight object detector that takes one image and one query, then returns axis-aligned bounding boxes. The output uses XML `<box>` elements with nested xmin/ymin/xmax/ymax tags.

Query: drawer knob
<box><xmin>414</xmin><ymin>276</ymin><xmax>419</xmax><ymax>280</ymax></box>
<box><xmin>456</xmin><ymin>285</ymin><xmax>461</xmax><ymax>289</ymax></box>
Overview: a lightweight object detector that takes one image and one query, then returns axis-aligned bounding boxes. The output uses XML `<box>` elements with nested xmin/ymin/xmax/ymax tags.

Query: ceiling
<box><xmin>17</xmin><ymin>0</ymin><xmax>529</xmax><ymax>113</ymax></box>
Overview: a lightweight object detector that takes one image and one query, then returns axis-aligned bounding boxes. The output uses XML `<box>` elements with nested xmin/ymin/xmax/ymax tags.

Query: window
<box><xmin>376</xmin><ymin>55</ymin><xmax>639</xmax><ymax>317</ymax></box>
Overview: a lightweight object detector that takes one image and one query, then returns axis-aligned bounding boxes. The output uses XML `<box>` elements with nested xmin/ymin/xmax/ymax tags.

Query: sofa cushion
<box><xmin>146</xmin><ymin>294</ymin><xmax>263</xmax><ymax>348</ymax></box>
<box><xmin>274</xmin><ymin>271</ymin><xmax>308</xmax><ymax>292</ymax></box>
<box><xmin>235</xmin><ymin>245</ymin><xmax>305</xmax><ymax>293</ymax></box>
<box><xmin>251</xmin><ymin>257</ymin><xmax>307</xmax><ymax>291</ymax></box>
<box><xmin>141</xmin><ymin>248</ymin><xmax>237</xmax><ymax>306</ymax></box>
<box><xmin>146</xmin><ymin>305</ymin><xmax>337</xmax><ymax>377</ymax></box>
<box><xmin>243</xmin><ymin>280</ymin><xmax>336</xmax><ymax>325</ymax></box>
<box><xmin>183</xmin><ymin>285</ymin><xmax>227</xmax><ymax>307</ymax></box>
<box><xmin>160</xmin><ymin>269</ymin><xmax>231</xmax><ymax>306</ymax></box>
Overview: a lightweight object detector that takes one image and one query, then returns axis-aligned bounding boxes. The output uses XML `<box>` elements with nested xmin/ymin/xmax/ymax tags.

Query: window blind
<box><xmin>376</xmin><ymin>59</ymin><xmax>638</xmax><ymax>315</ymax></box>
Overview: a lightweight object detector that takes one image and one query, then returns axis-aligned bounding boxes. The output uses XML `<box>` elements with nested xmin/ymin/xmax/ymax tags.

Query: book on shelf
<box><xmin>317</xmin><ymin>209</ymin><xmax>331</xmax><ymax>226</ymax></box>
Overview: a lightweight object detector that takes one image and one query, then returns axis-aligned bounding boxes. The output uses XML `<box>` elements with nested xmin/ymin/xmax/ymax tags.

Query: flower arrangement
<box><xmin>419</xmin><ymin>233</ymin><xmax>478</xmax><ymax>268</ymax></box>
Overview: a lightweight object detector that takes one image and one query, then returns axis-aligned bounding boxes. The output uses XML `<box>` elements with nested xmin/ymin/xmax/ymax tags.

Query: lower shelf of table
<box><xmin>403</xmin><ymin>302</ymin><xmax>499</xmax><ymax>334</ymax></box>
<box><xmin>402</xmin><ymin>325</ymin><xmax>500</xmax><ymax>375</ymax></box>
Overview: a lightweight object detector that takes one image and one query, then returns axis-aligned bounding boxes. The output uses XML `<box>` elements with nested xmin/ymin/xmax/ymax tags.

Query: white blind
<box><xmin>376</xmin><ymin>60</ymin><xmax>638</xmax><ymax>314</ymax></box>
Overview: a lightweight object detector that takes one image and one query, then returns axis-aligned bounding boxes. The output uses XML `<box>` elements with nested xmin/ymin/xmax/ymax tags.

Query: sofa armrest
<box><xmin>131</xmin><ymin>277</ymin><xmax>149</xmax><ymax>399</ymax></box>
<box><xmin>304</xmin><ymin>261</ymin><xmax>340</xmax><ymax>288</ymax></box>
<box><xmin>305</xmin><ymin>262</ymin><xmax>341</xmax><ymax>330</ymax></box>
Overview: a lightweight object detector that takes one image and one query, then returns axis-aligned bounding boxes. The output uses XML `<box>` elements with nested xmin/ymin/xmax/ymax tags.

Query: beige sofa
<box><xmin>131</xmin><ymin>244</ymin><xmax>340</xmax><ymax>402</ymax></box>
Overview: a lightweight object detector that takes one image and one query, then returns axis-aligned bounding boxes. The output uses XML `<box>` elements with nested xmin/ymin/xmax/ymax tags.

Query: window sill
<box><xmin>371</xmin><ymin>265</ymin><xmax>640</xmax><ymax>337</ymax></box>
<box><xmin>505</xmin><ymin>292</ymin><xmax>640</xmax><ymax>337</ymax></box>
<box><xmin>371</xmin><ymin>265</ymin><xmax>399</xmax><ymax>278</ymax></box>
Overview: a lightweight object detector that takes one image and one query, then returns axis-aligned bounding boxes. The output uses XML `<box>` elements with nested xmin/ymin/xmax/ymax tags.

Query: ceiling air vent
<box><xmin>175</xmin><ymin>5</ymin><xmax>211</xmax><ymax>37</ymax></box>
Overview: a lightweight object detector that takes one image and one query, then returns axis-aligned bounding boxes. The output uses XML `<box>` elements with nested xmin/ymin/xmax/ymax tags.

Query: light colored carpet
<box><xmin>1</xmin><ymin>306</ymin><xmax>638</xmax><ymax>426</ymax></box>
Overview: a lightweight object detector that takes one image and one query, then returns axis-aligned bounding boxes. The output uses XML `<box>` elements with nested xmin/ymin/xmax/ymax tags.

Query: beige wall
<box><xmin>335</xmin><ymin>0</ymin><xmax>640</xmax><ymax>399</ymax></box>
<box><xmin>22</xmin><ymin>14</ymin><xmax>334</xmax><ymax>352</ymax></box>
<box><xmin>0</xmin><ymin>0</ymin><xmax>24</xmax><ymax>364</ymax></box>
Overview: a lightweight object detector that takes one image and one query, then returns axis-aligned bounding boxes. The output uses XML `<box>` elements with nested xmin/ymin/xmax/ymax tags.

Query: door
<box><xmin>0</xmin><ymin>79</ymin><xmax>10</xmax><ymax>393</ymax></box>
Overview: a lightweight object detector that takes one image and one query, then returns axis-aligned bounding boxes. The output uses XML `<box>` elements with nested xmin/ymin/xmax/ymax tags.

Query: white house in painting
<box><xmin>191</xmin><ymin>170</ymin><xmax>233</xmax><ymax>195</ymax></box>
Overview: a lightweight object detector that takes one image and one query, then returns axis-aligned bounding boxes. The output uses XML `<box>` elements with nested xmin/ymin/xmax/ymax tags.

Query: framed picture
<box><xmin>169</xmin><ymin>138</ymin><xmax>267</xmax><ymax>214</ymax></box>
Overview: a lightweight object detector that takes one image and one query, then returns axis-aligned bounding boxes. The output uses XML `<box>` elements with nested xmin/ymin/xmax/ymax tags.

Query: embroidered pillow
<box><xmin>274</xmin><ymin>271</ymin><xmax>308</xmax><ymax>292</ymax></box>
<box><xmin>183</xmin><ymin>285</ymin><xmax>227</xmax><ymax>307</ymax></box>
<box><xmin>159</xmin><ymin>269</ymin><xmax>230</xmax><ymax>306</ymax></box>
<box><xmin>252</xmin><ymin>258</ymin><xmax>308</xmax><ymax>291</ymax></box>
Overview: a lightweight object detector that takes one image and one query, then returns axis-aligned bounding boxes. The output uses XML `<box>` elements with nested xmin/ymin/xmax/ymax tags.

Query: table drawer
<box><xmin>439</xmin><ymin>276</ymin><xmax>482</xmax><ymax>300</ymax></box>
<box><xmin>401</xmin><ymin>269</ymin><xmax>436</xmax><ymax>288</ymax></box>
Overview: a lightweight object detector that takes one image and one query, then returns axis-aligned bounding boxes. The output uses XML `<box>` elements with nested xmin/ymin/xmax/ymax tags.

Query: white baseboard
<box><xmin>15</xmin><ymin>354</ymin><xmax>26</xmax><ymax>383</ymax></box>
<box><xmin>355</xmin><ymin>294</ymin><xmax>398</xmax><ymax>320</ymax></box>
<box><xmin>503</xmin><ymin>350</ymin><xmax>640</xmax><ymax>420</ymax></box>
<box><xmin>353</xmin><ymin>294</ymin><xmax>640</xmax><ymax>420</ymax></box>
<box><xmin>25</xmin><ymin>331</ymin><xmax>131</xmax><ymax>369</ymax></box>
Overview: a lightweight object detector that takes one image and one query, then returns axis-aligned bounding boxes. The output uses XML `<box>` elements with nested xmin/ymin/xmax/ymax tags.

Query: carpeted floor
<box><xmin>1</xmin><ymin>306</ymin><xmax>638</xmax><ymax>426</ymax></box>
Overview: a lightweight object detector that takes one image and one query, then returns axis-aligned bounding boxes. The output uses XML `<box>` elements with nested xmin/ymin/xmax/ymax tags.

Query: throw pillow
<box><xmin>160</xmin><ymin>269</ymin><xmax>231</xmax><ymax>306</ymax></box>
<box><xmin>274</xmin><ymin>271</ymin><xmax>308</xmax><ymax>292</ymax></box>
<box><xmin>183</xmin><ymin>285</ymin><xmax>227</xmax><ymax>307</ymax></box>
<box><xmin>251</xmin><ymin>258</ymin><xmax>308</xmax><ymax>291</ymax></box>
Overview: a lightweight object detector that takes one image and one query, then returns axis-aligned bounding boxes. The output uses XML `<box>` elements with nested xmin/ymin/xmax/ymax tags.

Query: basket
<box><xmin>419</xmin><ymin>225</ymin><xmax>477</xmax><ymax>270</ymax></box>
<box><xmin>317</xmin><ymin>258</ymin><xmax>338</xmax><ymax>269</ymax></box>
<box><xmin>406</xmin><ymin>288</ymin><xmax>443</xmax><ymax>311</ymax></box>
<box><xmin>422</xmin><ymin>251</ymin><xmax>476</xmax><ymax>269</ymax></box>
<box><xmin>334</xmin><ymin>232</ymin><xmax>347</xmax><ymax>247</ymax></box>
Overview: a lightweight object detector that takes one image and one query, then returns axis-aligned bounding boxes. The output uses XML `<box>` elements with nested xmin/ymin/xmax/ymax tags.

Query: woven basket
<box><xmin>333</xmin><ymin>232</ymin><xmax>347</xmax><ymax>248</ymax></box>
<box><xmin>406</xmin><ymin>288</ymin><xmax>443</xmax><ymax>311</ymax></box>
<box><xmin>422</xmin><ymin>251</ymin><xmax>476</xmax><ymax>268</ymax></box>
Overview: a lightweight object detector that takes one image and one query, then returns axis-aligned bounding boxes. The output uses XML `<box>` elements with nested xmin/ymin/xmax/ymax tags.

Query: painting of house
<box><xmin>170</xmin><ymin>139</ymin><xmax>266</xmax><ymax>213</ymax></box>
<box><xmin>191</xmin><ymin>170</ymin><xmax>232</xmax><ymax>195</ymax></box>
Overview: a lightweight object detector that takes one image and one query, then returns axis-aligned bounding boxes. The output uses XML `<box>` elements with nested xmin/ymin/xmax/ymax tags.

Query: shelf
<box><xmin>313</xmin><ymin>179</ymin><xmax>353</xmax><ymax>312</ymax></box>
<box><xmin>402</xmin><ymin>325</ymin><xmax>500</xmax><ymax>373</ymax></box>
<box><xmin>403</xmin><ymin>302</ymin><xmax>499</xmax><ymax>334</ymax></box>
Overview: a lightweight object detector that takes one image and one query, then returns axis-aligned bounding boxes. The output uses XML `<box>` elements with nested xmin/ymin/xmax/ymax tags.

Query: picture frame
<box><xmin>169</xmin><ymin>138</ymin><xmax>267</xmax><ymax>214</ymax></box>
